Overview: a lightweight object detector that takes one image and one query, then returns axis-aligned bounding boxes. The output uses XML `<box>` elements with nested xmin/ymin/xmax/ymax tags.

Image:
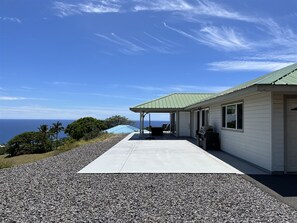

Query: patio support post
<box><xmin>176</xmin><ymin>111</ymin><xmax>179</xmax><ymax>137</ymax></box>
<box><xmin>140</xmin><ymin>112</ymin><xmax>144</xmax><ymax>137</ymax></box>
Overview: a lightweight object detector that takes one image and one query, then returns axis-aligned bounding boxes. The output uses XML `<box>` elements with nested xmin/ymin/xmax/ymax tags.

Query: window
<box><xmin>197</xmin><ymin>111</ymin><xmax>200</xmax><ymax>130</ymax></box>
<box><xmin>201</xmin><ymin>109</ymin><xmax>209</xmax><ymax>127</ymax></box>
<box><xmin>196</xmin><ymin>108</ymin><xmax>209</xmax><ymax>132</ymax></box>
<box><xmin>222</xmin><ymin>102</ymin><xmax>243</xmax><ymax>130</ymax></box>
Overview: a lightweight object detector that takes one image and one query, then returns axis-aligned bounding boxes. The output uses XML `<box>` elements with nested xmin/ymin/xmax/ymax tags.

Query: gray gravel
<box><xmin>1</xmin><ymin>135</ymin><xmax>297</xmax><ymax>222</ymax></box>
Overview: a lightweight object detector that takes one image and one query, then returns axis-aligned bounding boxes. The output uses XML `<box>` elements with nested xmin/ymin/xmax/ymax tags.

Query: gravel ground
<box><xmin>1</xmin><ymin>135</ymin><xmax>297</xmax><ymax>222</ymax></box>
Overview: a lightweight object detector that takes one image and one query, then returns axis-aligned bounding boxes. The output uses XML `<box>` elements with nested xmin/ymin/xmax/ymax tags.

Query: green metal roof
<box><xmin>216</xmin><ymin>63</ymin><xmax>297</xmax><ymax>97</ymax></box>
<box><xmin>130</xmin><ymin>93</ymin><xmax>214</xmax><ymax>111</ymax></box>
<box><xmin>130</xmin><ymin>63</ymin><xmax>297</xmax><ymax>112</ymax></box>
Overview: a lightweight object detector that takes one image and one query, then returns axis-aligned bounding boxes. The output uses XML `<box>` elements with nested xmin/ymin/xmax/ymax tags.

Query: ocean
<box><xmin>0</xmin><ymin>119</ymin><xmax>169</xmax><ymax>144</ymax></box>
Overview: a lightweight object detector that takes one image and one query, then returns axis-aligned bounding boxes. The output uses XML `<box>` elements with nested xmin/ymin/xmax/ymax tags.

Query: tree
<box><xmin>38</xmin><ymin>124</ymin><xmax>51</xmax><ymax>150</ymax></box>
<box><xmin>50</xmin><ymin>121</ymin><xmax>64</xmax><ymax>149</ymax></box>
<box><xmin>64</xmin><ymin>117</ymin><xmax>106</xmax><ymax>140</ymax></box>
<box><xmin>104</xmin><ymin>115</ymin><xmax>134</xmax><ymax>129</ymax></box>
<box><xmin>38</xmin><ymin>124</ymin><xmax>49</xmax><ymax>136</ymax></box>
<box><xmin>6</xmin><ymin>131</ymin><xmax>49</xmax><ymax>156</ymax></box>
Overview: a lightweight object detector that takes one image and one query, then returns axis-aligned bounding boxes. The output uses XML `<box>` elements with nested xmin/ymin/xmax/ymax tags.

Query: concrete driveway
<box><xmin>79</xmin><ymin>133</ymin><xmax>266</xmax><ymax>174</ymax></box>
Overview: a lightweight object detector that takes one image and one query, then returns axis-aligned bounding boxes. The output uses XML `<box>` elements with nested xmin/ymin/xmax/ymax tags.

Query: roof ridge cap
<box><xmin>173</xmin><ymin>92</ymin><xmax>215</xmax><ymax>94</ymax></box>
<box><xmin>254</xmin><ymin>63</ymin><xmax>297</xmax><ymax>84</ymax></box>
<box><xmin>271</xmin><ymin>67</ymin><xmax>297</xmax><ymax>85</ymax></box>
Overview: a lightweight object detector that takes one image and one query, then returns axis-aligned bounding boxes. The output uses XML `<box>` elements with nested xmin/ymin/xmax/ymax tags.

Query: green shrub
<box><xmin>0</xmin><ymin>146</ymin><xmax>6</xmax><ymax>155</ymax></box>
<box><xmin>6</xmin><ymin>131</ymin><xmax>52</xmax><ymax>157</ymax></box>
<box><xmin>82</xmin><ymin>130</ymin><xmax>103</xmax><ymax>141</ymax></box>
<box><xmin>104</xmin><ymin>115</ymin><xmax>134</xmax><ymax>128</ymax></box>
<box><xmin>64</xmin><ymin>117</ymin><xmax>106</xmax><ymax>140</ymax></box>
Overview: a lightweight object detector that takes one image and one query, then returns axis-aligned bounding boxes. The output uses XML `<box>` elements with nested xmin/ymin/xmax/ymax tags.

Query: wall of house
<box><xmin>178</xmin><ymin>111</ymin><xmax>191</xmax><ymax>136</ymax></box>
<box><xmin>190</xmin><ymin>111</ymin><xmax>194</xmax><ymax>138</ymax></box>
<box><xmin>190</xmin><ymin>111</ymin><xmax>199</xmax><ymax>138</ymax></box>
<box><xmin>271</xmin><ymin>92</ymin><xmax>297</xmax><ymax>172</ymax></box>
<box><xmin>196</xmin><ymin>92</ymin><xmax>273</xmax><ymax>171</ymax></box>
<box><xmin>271</xmin><ymin>93</ymin><xmax>285</xmax><ymax>172</ymax></box>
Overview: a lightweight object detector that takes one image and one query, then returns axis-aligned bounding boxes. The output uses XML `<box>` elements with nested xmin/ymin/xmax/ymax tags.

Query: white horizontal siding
<box><xmin>190</xmin><ymin>111</ymin><xmax>196</xmax><ymax>138</ymax></box>
<box><xmin>271</xmin><ymin>93</ymin><xmax>297</xmax><ymax>172</ymax></box>
<box><xmin>209</xmin><ymin>92</ymin><xmax>272</xmax><ymax>171</ymax></box>
<box><xmin>179</xmin><ymin>112</ymin><xmax>191</xmax><ymax>136</ymax></box>
<box><xmin>209</xmin><ymin>104</ymin><xmax>221</xmax><ymax>132</ymax></box>
<box><xmin>271</xmin><ymin>93</ymin><xmax>284</xmax><ymax>171</ymax></box>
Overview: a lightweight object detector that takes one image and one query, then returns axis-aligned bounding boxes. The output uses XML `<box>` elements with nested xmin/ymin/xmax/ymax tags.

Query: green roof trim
<box><xmin>130</xmin><ymin>93</ymin><xmax>214</xmax><ymax>111</ymax></box>
<box><xmin>216</xmin><ymin>63</ymin><xmax>297</xmax><ymax>97</ymax></box>
<box><xmin>130</xmin><ymin>63</ymin><xmax>297</xmax><ymax>112</ymax></box>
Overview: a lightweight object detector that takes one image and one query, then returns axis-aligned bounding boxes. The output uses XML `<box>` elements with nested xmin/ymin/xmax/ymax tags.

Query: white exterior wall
<box><xmin>271</xmin><ymin>93</ymin><xmax>285</xmax><ymax>171</ymax></box>
<box><xmin>206</xmin><ymin>92</ymin><xmax>273</xmax><ymax>171</ymax></box>
<box><xmin>190</xmin><ymin>111</ymin><xmax>195</xmax><ymax>138</ymax></box>
<box><xmin>190</xmin><ymin>111</ymin><xmax>200</xmax><ymax>138</ymax></box>
<box><xmin>271</xmin><ymin>92</ymin><xmax>297</xmax><ymax>172</ymax></box>
<box><xmin>179</xmin><ymin>111</ymin><xmax>191</xmax><ymax>136</ymax></box>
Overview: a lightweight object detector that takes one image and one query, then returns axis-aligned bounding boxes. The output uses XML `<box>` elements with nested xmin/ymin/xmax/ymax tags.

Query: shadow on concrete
<box><xmin>247</xmin><ymin>175</ymin><xmax>297</xmax><ymax>197</ymax></box>
<box><xmin>208</xmin><ymin>151</ymin><xmax>268</xmax><ymax>175</ymax></box>
<box><xmin>128</xmin><ymin>133</ymin><xmax>195</xmax><ymax>142</ymax></box>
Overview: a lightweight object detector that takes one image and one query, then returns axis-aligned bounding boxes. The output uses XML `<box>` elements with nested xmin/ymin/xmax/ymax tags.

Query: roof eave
<box><xmin>185</xmin><ymin>85</ymin><xmax>259</xmax><ymax>110</ymax></box>
<box><xmin>129</xmin><ymin>107</ymin><xmax>185</xmax><ymax>113</ymax></box>
<box><xmin>257</xmin><ymin>84</ymin><xmax>297</xmax><ymax>92</ymax></box>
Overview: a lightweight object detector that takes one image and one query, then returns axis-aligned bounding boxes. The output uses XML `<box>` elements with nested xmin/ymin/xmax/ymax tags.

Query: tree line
<box><xmin>5</xmin><ymin>116</ymin><xmax>133</xmax><ymax>157</ymax></box>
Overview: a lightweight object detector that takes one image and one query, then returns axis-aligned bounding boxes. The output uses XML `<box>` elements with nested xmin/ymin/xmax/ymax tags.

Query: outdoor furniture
<box><xmin>151</xmin><ymin>127</ymin><xmax>163</xmax><ymax>136</ymax></box>
<box><xmin>164</xmin><ymin>124</ymin><xmax>170</xmax><ymax>131</ymax></box>
<box><xmin>162</xmin><ymin>124</ymin><xmax>168</xmax><ymax>130</ymax></box>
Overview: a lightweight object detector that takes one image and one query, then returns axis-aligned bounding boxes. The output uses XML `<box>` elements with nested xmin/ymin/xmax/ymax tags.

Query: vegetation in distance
<box><xmin>0</xmin><ymin>115</ymin><xmax>133</xmax><ymax>169</ymax></box>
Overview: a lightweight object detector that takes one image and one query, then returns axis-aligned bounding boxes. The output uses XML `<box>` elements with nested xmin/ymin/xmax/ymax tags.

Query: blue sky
<box><xmin>0</xmin><ymin>0</ymin><xmax>296</xmax><ymax>120</ymax></box>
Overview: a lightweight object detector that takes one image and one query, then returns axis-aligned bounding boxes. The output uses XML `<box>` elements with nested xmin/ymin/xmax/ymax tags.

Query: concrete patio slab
<box><xmin>78</xmin><ymin>133</ymin><xmax>267</xmax><ymax>174</ymax></box>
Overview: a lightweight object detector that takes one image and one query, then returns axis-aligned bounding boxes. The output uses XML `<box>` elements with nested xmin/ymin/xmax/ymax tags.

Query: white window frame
<box><xmin>222</xmin><ymin>102</ymin><xmax>243</xmax><ymax>130</ymax></box>
<box><xmin>201</xmin><ymin>108</ymin><xmax>209</xmax><ymax>127</ymax></box>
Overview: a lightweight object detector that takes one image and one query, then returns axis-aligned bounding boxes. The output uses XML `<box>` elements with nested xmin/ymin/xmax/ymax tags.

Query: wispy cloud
<box><xmin>0</xmin><ymin>96</ymin><xmax>46</xmax><ymax>101</ymax></box>
<box><xmin>134</xmin><ymin>0</ymin><xmax>193</xmax><ymax>12</ymax></box>
<box><xmin>260</xmin><ymin>18</ymin><xmax>297</xmax><ymax>48</ymax></box>
<box><xmin>133</xmin><ymin>37</ymin><xmax>175</xmax><ymax>54</ymax></box>
<box><xmin>208</xmin><ymin>61</ymin><xmax>294</xmax><ymax>71</ymax></box>
<box><xmin>128</xmin><ymin>85</ymin><xmax>166</xmax><ymax>92</ymax></box>
<box><xmin>96</xmin><ymin>30</ymin><xmax>179</xmax><ymax>55</ymax></box>
<box><xmin>129</xmin><ymin>84</ymin><xmax>229</xmax><ymax>93</ymax></box>
<box><xmin>52</xmin><ymin>0</ymin><xmax>296</xmax><ymax>69</ymax></box>
<box><xmin>53</xmin><ymin>1</ymin><xmax>121</xmax><ymax>17</ymax></box>
<box><xmin>91</xmin><ymin>93</ymin><xmax>147</xmax><ymax>101</ymax></box>
<box><xmin>96</xmin><ymin>33</ymin><xmax>146</xmax><ymax>55</ymax></box>
<box><xmin>143</xmin><ymin>32</ymin><xmax>175</xmax><ymax>47</ymax></box>
<box><xmin>21</xmin><ymin>86</ymin><xmax>33</xmax><ymax>91</ymax></box>
<box><xmin>136</xmin><ymin>1</ymin><xmax>297</xmax><ymax>55</ymax></box>
<box><xmin>197</xmin><ymin>26</ymin><xmax>250</xmax><ymax>50</ymax></box>
<box><xmin>163</xmin><ymin>22</ymin><xmax>201</xmax><ymax>42</ymax></box>
<box><xmin>0</xmin><ymin>17</ymin><xmax>21</xmax><ymax>23</ymax></box>
<box><xmin>164</xmin><ymin>23</ymin><xmax>250</xmax><ymax>51</ymax></box>
<box><xmin>170</xmin><ymin>85</ymin><xmax>230</xmax><ymax>92</ymax></box>
<box><xmin>0</xmin><ymin>96</ymin><xmax>27</xmax><ymax>101</ymax></box>
<box><xmin>39</xmin><ymin>90</ymin><xmax>147</xmax><ymax>101</ymax></box>
<box><xmin>51</xmin><ymin>81</ymin><xmax>87</xmax><ymax>87</ymax></box>
<box><xmin>134</xmin><ymin>0</ymin><xmax>255</xmax><ymax>22</ymax></box>
<box><xmin>243</xmin><ymin>53</ymin><xmax>297</xmax><ymax>63</ymax></box>
<box><xmin>0</xmin><ymin>105</ymin><xmax>133</xmax><ymax>119</ymax></box>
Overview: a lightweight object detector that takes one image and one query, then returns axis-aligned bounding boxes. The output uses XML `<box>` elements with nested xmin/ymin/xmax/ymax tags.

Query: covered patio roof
<box><xmin>130</xmin><ymin>93</ymin><xmax>214</xmax><ymax>112</ymax></box>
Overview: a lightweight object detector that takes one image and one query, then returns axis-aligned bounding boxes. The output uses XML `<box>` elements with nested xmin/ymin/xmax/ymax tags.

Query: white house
<box><xmin>130</xmin><ymin>63</ymin><xmax>297</xmax><ymax>173</ymax></box>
